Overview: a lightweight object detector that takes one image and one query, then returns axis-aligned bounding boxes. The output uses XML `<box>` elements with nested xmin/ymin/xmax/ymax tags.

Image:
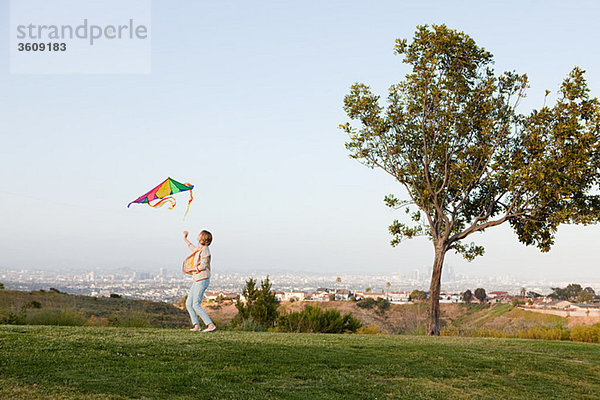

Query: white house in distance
<box><xmin>203</xmin><ymin>292</ymin><xmax>239</xmax><ymax>302</ymax></box>
<box><xmin>334</xmin><ymin>289</ymin><xmax>351</xmax><ymax>301</ymax></box>
<box><xmin>354</xmin><ymin>291</ymin><xmax>386</xmax><ymax>301</ymax></box>
<box><xmin>310</xmin><ymin>290</ymin><xmax>330</xmax><ymax>302</ymax></box>
<box><xmin>439</xmin><ymin>291</ymin><xmax>461</xmax><ymax>303</ymax></box>
<box><xmin>389</xmin><ymin>291</ymin><xmax>411</xmax><ymax>303</ymax></box>
<box><xmin>282</xmin><ymin>291</ymin><xmax>306</xmax><ymax>302</ymax></box>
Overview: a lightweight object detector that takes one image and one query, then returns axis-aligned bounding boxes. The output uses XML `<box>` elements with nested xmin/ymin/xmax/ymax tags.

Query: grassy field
<box><xmin>1</xmin><ymin>325</ymin><xmax>599</xmax><ymax>399</ymax></box>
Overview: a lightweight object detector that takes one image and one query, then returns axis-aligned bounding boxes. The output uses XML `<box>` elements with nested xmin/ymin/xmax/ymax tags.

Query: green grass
<box><xmin>1</xmin><ymin>325</ymin><xmax>599</xmax><ymax>399</ymax></box>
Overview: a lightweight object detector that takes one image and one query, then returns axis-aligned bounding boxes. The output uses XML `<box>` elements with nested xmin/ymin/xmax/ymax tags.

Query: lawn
<box><xmin>1</xmin><ymin>325</ymin><xmax>599</xmax><ymax>399</ymax></box>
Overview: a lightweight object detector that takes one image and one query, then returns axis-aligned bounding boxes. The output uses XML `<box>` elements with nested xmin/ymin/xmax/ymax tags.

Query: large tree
<box><xmin>341</xmin><ymin>25</ymin><xmax>600</xmax><ymax>335</ymax></box>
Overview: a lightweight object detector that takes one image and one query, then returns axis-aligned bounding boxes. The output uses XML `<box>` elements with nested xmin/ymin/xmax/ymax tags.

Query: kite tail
<box><xmin>149</xmin><ymin>196</ymin><xmax>176</xmax><ymax>209</ymax></box>
<box><xmin>183</xmin><ymin>188</ymin><xmax>193</xmax><ymax>219</ymax></box>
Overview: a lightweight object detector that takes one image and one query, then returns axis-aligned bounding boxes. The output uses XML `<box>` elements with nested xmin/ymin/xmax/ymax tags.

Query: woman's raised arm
<box><xmin>183</xmin><ymin>231</ymin><xmax>197</xmax><ymax>251</ymax></box>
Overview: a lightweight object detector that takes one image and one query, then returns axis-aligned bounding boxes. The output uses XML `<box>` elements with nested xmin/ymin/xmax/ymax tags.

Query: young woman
<box><xmin>182</xmin><ymin>230</ymin><xmax>216</xmax><ymax>332</ymax></box>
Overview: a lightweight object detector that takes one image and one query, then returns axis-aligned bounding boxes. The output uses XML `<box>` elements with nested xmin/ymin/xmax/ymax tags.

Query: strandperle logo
<box><xmin>15</xmin><ymin>19</ymin><xmax>149</xmax><ymax>45</ymax></box>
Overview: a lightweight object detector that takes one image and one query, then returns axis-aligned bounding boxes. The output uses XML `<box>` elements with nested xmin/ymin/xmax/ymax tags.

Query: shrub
<box><xmin>276</xmin><ymin>305</ymin><xmax>362</xmax><ymax>333</ymax></box>
<box><xmin>231</xmin><ymin>319</ymin><xmax>268</xmax><ymax>332</ymax></box>
<box><xmin>462</xmin><ymin>289</ymin><xmax>473</xmax><ymax>303</ymax></box>
<box><xmin>411</xmin><ymin>325</ymin><xmax>427</xmax><ymax>335</ymax></box>
<box><xmin>109</xmin><ymin>311</ymin><xmax>152</xmax><ymax>328</ymax></box>
<box><xmin>471</xmin><ymin>328</ymin><xmax>509</xmax><ymax>338</ymax></box>
<box><xmin>516</xmin><ymin>326</ymin><xmax>570</xmax><ymax>341</ymax></box>
<box><xmin>375</xmin><ymin>298</ymin><xmax>390</xmax><ymax>315</ymax></box>
<box><xmin>440</xmin><ymin>326</ymin><xmax>460</xmax><ymax>336</ymax></box>
<box><xmin>26</xmin><ymin>309</ymin><xmax>86</xmax><ymax>326</ymax></box>
<box><xmin>410</xmin><ymin>290</ymin><xmax>427</xmax><ymax>301</ymax></box>
<box><xmin>26</xmin><ymin>300</ymin><xmax>42</xmax><ymax>309</ymax></box>
<box><xmin>356</xmin><ymin>298</ymin><xmax>376</xmax><ymax>309</ymax></box>
<box><xmin>474</xmin><ymin>288</ymin><xmax>487</xmax><ymax>303</ymax></box>
<box><xmin>512</xmin><ymin>298</ymin><xmax>524</xmax><ymax>306</ymax></box>
<box><xmin>357</xmin><ymin>324</ymin><xmax>382</xmax><ymax>334</ymax></box>
<box><xmin>110</xmin><ymin>293</ymin><xmax>122</xmax><ymax>299</ymax></box>
<box><xmin>1</xmin><ymin>308</ymin><xmax>27</xmax><ymax>325</ymax></box>
<box><xmin>576</xmin><ymin>290</ymin><xmax>594</xmax><ymax>303</ymax></box>
<box><xmin>85</xmin><ymin>315</ymin><xmax>110</xmax><ymax>326</ymax></box>
<box><xmin>232</xmin><ymin>277</ymin><xmax>279</xmax><ymax>330</ymax></box>
<box><xmin>570</xmin><ymin>324</ymin><xmax>600</xmax><ymax>343</ymax></box>
<box><xmin>176</xmin><ymin>295</ymin><xmax>188</xmax><ymax>310</ymax></box>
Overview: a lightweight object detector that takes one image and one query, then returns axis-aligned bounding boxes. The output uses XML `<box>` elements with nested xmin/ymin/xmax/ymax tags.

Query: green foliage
<box><xmin>583</xmin><ymin>287</ymin><xmax>596</xmax><ymax>296</ymax></box>
<box><xmin>0</xmin><ymin>282</ymin><xmax>4</xmax><ymax>290</ymax></box>
<box><xmin>342</xmin><ymin>25</ymin><xmax>600</xmax><ymax>255</ymax></box>
<box><xmin>109</xmin><ymin>311</ymin><xmax>152</xmax><ymax>328</ymax></box>
<box><xmin>462</xmin><ymin>290</ymin><xmax>473</xmax><ymax>303</ymax></box>
<box><xmin>527</xmin><ymin>291</ymin><xmax>542</xmax><ymax>298</ymax></box>
<box><xmin>357</xmin><ymin>324</ymin><xmax>382</xmax><ymax>334</ymax></box>
<box><xmin>570</xmin><ymin>324</ymin><xmax>600</xmax><ymax>343</ymax></box>
<box><xmin>576</xmin><ymin>290</ymin><xmax>594</xmax><ymax>303</ymax></box>
<box><xmin>341</xmin><ymin>24</ymin><xmax>600</xmax><ymax>334</ymax></box>
<box><xmin>375</xmin><ymin>298</ymin><xmax>391</xmax><ymax>314</ymax></box>
<box><xmin>474</xmin><ymin>288</ymin><xmax>487</xmax><ymax>303</ymax></box>
<box><xmin>233</xmin><ymin>277</ymin><xmax>279</xmax><ymax>330</ymax></box>
<box><xmin>512</xmin><ymin>297</ymin><xmax>524</xmax><ymax>306</ymax></box>
<box><xmin>276</xmin><ymin>305</ymin><xmax>362</xmax><ymax>333</ymax></box>
<box><xmin>550</xmin><ymin>283</ymin><xmax>583</xmax><ymax>301</ymax></box>
<box><xmin>410</xmin><ymin>289</ymin><xmax>427</xmax><ymax>301</ymax></box>
<box><xmin>176</xmin><ymin>295</ymin><xmax>187</xmax><ymax>310</ymax></box>
<box><xmin>516</xmin><ymin>326</ymin><xmax>571</xmax><ymax>341</ymax></box>
<box><xmin>0</xmin><ymin>308</ymin><xmax>27</xmax><ymax>325</ymax></box>
<box><xmin>356</xmin><ymin>297</ymin><xmax>376</xmax><ymax>309</ymax></box>
<box><xmin>442</xmin><ymin>325</ymin><xmax>573</xmax><ymax>341</ymax></box>
<box><xmin>26</xmin><ymin>300</ymin><xmax>42</xmax><ymax>309</ymax></box>
<box><xmin>110</xmin><ymin>293</ymin><xmax>122</xmax><ymax>298</ymax></box>
<box><xmin>26</xmin><ymin>309</ymin><xmax>87</xmax><ymax>326</ymax></box>
<box><xmin>356</xmin><ymin>297</ymin><xmax>390</xmax><ymax>315</ymax></box>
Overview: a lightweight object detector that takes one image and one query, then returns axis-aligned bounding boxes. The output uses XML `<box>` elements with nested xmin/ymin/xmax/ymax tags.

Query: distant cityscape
<box><xmin>2</xmin><ymin>266</ymin><xmax>598</xmax><ymax>304</ymax></box>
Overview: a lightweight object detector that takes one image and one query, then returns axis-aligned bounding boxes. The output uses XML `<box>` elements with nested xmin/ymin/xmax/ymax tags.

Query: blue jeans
<box><xmin>185</xmin><ymin>279</ymin><xmax>213</xmax><ymax>326</ymax></box>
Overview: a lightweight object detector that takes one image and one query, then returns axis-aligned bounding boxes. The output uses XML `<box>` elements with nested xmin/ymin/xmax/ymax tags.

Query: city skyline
<box><xmin>2</xmin><ymin>265</ymin><xmax>598</xmax><ymax>303</ymax></box>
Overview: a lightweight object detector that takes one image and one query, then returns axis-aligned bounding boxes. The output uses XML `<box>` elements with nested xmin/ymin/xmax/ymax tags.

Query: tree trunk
<box><xmin>427</xmin><ymin>245</ymin><xmax>446</xmax><ymax>336</ymax></box>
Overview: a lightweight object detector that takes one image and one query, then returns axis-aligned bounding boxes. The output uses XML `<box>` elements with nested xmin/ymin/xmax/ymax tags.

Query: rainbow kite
<box><xmin>127</xmin><ymin>177</ymin><xmax>194</xmax><ymax>217</ymax></box>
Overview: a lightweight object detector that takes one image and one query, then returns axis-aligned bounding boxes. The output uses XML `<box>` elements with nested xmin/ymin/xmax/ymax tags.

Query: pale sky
<box><xmin>1</xmin><ymin>0</ymin><xmax>599</xmax><ymax>281</ymax></box>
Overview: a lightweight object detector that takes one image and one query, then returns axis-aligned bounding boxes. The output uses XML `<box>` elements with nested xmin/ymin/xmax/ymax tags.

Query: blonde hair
<box><xmin>199</xmin><ymin>230</ymin><xmax>213</xmax><ymax>246</ymax></box>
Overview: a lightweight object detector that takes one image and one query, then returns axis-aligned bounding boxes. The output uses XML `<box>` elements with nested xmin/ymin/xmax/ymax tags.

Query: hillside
<box><xmin>0</xmin><ymin>290</ymin><xmax>189</xmax><ymax>328</ymax></box>
<box><xmin>1</xmin><ymin>325</ymin><xmax>599</xmax><ymax>399</ymax></box>
<box><xmin>207</xmin><ymin>301</ymin><xmax>574</xmax><ymax>334</ymax></box>
<box><xmin>1</xmin><ymin>290</ymin><xmax>593</xmax><ymax>336</ymax></box>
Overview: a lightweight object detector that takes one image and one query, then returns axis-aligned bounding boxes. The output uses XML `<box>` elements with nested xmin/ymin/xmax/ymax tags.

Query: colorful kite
<box><xmin>127</xmin><ymin>177</ymin><xmax>194</xmax><ymax>217</ymax></box>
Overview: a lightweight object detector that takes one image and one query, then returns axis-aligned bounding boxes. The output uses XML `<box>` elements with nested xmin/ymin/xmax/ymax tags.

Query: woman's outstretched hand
<box><xmin>183</xmin><ymin>231</ymin><xmax>189</xmax><ymax>239</ymax></box>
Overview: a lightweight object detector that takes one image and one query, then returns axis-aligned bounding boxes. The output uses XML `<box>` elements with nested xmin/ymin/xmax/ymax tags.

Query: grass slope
<box><xmin>0</xmin><ymin>290</ymin><xmax>189</xmax><ymax>328</ymax></box>
<box><xmin>448</xmin><ymin>303</ymin><xmax>567</xmax><ymax>331</ymax></box>
<box><xmin>1</xmin><ymin>325</ymin><xmax>599</xmax><ymax>399</ymax></box>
